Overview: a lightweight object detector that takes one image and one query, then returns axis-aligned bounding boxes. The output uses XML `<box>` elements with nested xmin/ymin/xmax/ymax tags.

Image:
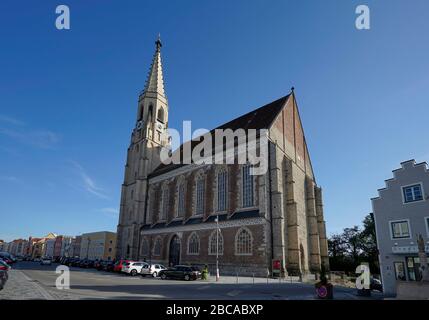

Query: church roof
<box><xmin>149</xmin><ymin>94</ymin><xmax>291</xmax><ymax>177</ymax></box>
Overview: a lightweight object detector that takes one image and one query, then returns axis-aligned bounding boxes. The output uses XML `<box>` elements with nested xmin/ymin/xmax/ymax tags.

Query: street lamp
<box><xmin>215</xmin><ymin>215</ymin><xmax>220</xmax><ymax>282</ymax></box>
<box><xmin>86</xmin><ymin>237</ymin><xmax>91</xmax><ymax>259</ymax></box>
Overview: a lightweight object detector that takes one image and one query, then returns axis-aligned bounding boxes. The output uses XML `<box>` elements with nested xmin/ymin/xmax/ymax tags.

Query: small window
<box><xmin>403</xmin><ymin>184</ymin><xmax>423</xmax><ymax>203</ymax></box>
<box><xmin>390</xmin><ymin>220</ymin><xmax>410</xmax><ymax>239</ymax></box>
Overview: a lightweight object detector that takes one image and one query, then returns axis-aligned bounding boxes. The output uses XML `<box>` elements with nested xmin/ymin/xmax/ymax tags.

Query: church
<box><xmin>116</xmin><ymin>38</ymin><xmax>329</xmax><ymax>276</ymax></box>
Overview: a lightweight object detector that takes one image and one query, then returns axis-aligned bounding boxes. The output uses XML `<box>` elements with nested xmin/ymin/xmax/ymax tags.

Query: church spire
<box><xmin>142</xmin><ymin>35</ymin><xmax>166</xmax><ymax>98</ymax></box>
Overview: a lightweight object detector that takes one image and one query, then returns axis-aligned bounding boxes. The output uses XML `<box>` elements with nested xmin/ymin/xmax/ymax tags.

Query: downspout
<box><xmin>268</xmin><ymin>140</ymin><xmax>275</xmax><ymax>274</ymax></box>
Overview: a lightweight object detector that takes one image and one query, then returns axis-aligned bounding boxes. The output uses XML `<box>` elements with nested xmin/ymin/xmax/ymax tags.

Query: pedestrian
<box><xmin>202</xmin><ymin>264</ymin><xmax>209</xmax><ymax>280</ymax></box>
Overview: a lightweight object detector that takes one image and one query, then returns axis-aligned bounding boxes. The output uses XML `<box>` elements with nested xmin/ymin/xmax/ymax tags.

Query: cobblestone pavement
<box><xmin>0</xmin><ymin>270</ymin><xmax>53</xmax><ymax>300</ymax></box>
<box><xmin>0</xmin><ymin>269</ymin><xmax>87</xmax><ymax>300</ymax></box>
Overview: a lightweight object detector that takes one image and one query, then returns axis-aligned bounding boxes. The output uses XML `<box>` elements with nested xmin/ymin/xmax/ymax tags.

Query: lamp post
<box><xmin>215</xmin><ymin>215</ymin><xmax>220</xmax><ymax>282</ymax></box>
<box><xmin>86</xmin><ymin>237</ymin><xmax>91</xmax><ymax>259</ymax></box>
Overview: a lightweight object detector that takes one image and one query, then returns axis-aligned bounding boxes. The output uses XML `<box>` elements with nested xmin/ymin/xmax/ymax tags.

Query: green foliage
<box><xmin>328</xmin><ymin>213</ymin><xmax>379</xmax><ymax>275</ymax></box>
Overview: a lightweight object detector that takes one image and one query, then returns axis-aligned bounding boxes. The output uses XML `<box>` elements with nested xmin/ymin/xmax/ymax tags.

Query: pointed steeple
<box><xmin>142</xmin><ymin>34</ymin><xmax>166</xmax><ymax>97</ymax></box>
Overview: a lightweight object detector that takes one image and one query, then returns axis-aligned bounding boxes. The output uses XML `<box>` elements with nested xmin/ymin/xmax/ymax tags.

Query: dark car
<box><xmin>103</xmin><ymin>261</ymin><xmax>115</xmax><ymax>272</ymax></box>
<box><xmin>70</xmin><ymin>258</ymin><xmax>81</xmax><ymax>267</ymax></box>
<box><xmin>190</xmin><ymin>266</ymin><xmax>202</xmax><ymax>279</ymax></box>
<box><xmin>0</xmin><ymin>259</ymin><xmax>10</xmax><ymax>291</ymax></box>
<box><xmin>94</xmin><ymin>260</ymin><xmax>104</xmax><ymax>270</ymax></box>
<box><xmin>0</xmin><ymin>253</ymin><xmax>16</xmax><ymax>264</ymax></box>
<box><xmin>159</xmin><ymin>265</ymin><xmax>199</xmax><ymax>281</ymax></box>
<box><xmin>79</xmin><ymin>259</ymin><xmax>94</xmax><ymax>268</ymax></box>
<box><xmin>370</xmin><ymin>277</ymin><xmax>383</xmax><ymax>292</ymax></box>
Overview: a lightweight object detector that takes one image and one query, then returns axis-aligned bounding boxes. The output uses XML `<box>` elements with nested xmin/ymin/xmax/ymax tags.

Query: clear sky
<box><xmin>1</xmin><ymin>0</ymin><xmax>429</xmax><ymax>241</ymax></box>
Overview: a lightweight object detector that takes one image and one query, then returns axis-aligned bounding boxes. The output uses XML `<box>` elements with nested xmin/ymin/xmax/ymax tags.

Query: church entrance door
<box><xmin>169</xmin><ymin>235</ymin><xmax>181</xmax><ymax>267</ymax></box>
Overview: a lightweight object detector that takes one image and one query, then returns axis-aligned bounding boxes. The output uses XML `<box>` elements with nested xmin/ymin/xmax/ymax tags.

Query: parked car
<box><xmin>122</xmin><ymin>261</ymin><xmax>148</xmax><ymax>276</ymax></box>
<box><xmin>70</xmin><ymin>258</ymin><xmax>81</xmax><ymax>267</ymax></box>
<box><xmin>103</xmin><ymin>261</ymin><xmax>115</xmax><ymax>272</ymax></box>
<box><xmin>94</xmin><ymin>260</ymin><xmax>102</xmax><ymax>270</ymax></box>
<box><xmin>370</xmin><ymin>277</ymin><xmax>383</xmax><ymax>292</ymax></box>
<box><xmin>0</xmin><ymin>257</ymin><xmax>14</xmax><ymax>265</ymax></box>
<box><xmin>0</xmin><ymin>252</ymin><xmax>16</xmax><ymax>264</ymax></box>
<box><xmin>0</xmin><ymin>259</ymin><xmax>10</xmax><ymax>271</ymax></box>
<box><xmin>0</xmin><ymin>260</ymin><xmax>10</xmax><ymax>291</ymax></box>
<box><xmin>79</xmin><ymin>259</ymin><xmax>95</xmax><ymax>268</ymax></box>
<box><xmin>159</xmin><ymin>265</ymin><xmax>200</xmax><ymax>281</ymax></box>
<box><xmin>33</xmin><ymin>257</ymin><xmax>41</xmax><ymax>262</ymax></box>
<box><xmin>41</xmin><ymin>257</ymin><xmax>52</xmax><ymax>266</ymax></box>
<box><xmin>140</xmin><ymin>263</ymin><xmax>166</xmax><ymax>277</ymax></box>
<box><xmin>113</xmin><ymin>259</ymin><xmax>132</xmax><ymax>273</ymax></box>
<box><xmin>190</xmin><ymin>266</ymin><xmax>202</xmax><ymax>279</ymax></box>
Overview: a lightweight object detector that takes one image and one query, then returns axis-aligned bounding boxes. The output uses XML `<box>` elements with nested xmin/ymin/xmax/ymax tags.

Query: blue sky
<box><xmin>1</xmin><ymin>0</ymin><xmax>429</xmax><ymax>241</ymax></box>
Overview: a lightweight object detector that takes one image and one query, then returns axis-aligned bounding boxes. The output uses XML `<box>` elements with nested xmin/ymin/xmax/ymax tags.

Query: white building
<box><xmin>45</xmin><ymin>239</ymin><xmax>55</xmax><ymax>258</ymax></box>
<box><xmin>372</xmin><ymin>160</ymin><xmax>429</xmax><ymax>296</ymax></box>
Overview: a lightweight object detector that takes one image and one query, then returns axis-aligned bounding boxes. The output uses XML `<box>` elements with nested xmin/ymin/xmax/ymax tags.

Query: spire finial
<box><xmin>291</xmin><ymin>86</ymin><xmax>295</xmax><ymax>93</ymax></box>
<box><xmin>155</xmin><ymin>33</ymin><xmax>162</xmax><ymax>50</ymax></box>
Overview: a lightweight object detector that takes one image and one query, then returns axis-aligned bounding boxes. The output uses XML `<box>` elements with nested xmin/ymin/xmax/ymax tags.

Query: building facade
<box><xmin>80</xmin><ymin>232</ymin><xmax>116</xmax><ymax>261</ymax></box>
<box><xmin>53</xmin><ymin>236</ymin><xmax>63</xmax><ymax>259</ymax></box>
<box><xmin>45</xmin><ymin>239</ymin><xmax>55</xmax><ymax>258</ymax></box>
<box><xmin>71</xmin><ymin>236</ymin><xmax>82</xmax><ymax>258</ymax></box>
<box><xmin>116</xmin><ymin>38</ymin><xmax>329</xmax><ymax>276</ymax></box>
<box><xmin>372</xmin><ymin>160</ymin><xmax>429</xmax><ymax>296</ymax></box>
<box><xmin>60</xmin><ymin>236</ymin><xmax>74</xmax><ymax>257</ymax></box>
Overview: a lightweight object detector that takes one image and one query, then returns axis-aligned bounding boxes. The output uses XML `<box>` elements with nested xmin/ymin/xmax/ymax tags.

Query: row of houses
<box><xmin>0</xmin><ymin>231</ymin><xmax>117</xmax><ymax>261</ymax></box>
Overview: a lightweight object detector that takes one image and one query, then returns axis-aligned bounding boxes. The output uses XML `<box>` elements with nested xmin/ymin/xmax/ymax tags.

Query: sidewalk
<box><xmin>0</xmin><ymin>270</ymin><xmax>54</xmax><ymax>300</ymax></box>
<box><xmin>204</xmin><ymin>274</ymin><xmax>301</xmax><ymax>284</ymax></box>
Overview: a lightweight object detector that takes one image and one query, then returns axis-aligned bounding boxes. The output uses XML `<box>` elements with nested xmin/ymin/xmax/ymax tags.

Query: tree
<box><xmin>359</xmin><ymin>213</ymin><xmax>379</xmax><ymax>274</ymax></box>
<box><xmin>327</xmin><ymin>214</ymin><xmax>379</xmax><ymax>274</ymax></box>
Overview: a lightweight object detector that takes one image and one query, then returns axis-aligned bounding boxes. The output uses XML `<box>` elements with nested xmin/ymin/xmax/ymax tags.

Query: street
<box><xmin>0</xmin><ymin>262</ymin><xmax>383</xmax><ymax>300</ymax></box>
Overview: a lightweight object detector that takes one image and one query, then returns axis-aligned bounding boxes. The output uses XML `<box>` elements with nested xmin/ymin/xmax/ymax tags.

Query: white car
<box><xmin>40</xmin><ymin>258</ymin><xmax>52</xmax><ymax>266</ymax></box>
<box><xmin>140</xmin><ymin>264</ymin><xmax>166</xmax><ymax>277</ymax></box>
<box><xmin>122</xmin><ymin>261</ymin><xmax>148</xmax><ymax>276</ymax></box>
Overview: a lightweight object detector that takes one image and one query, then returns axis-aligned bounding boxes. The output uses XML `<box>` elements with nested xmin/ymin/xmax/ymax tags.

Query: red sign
<box><xmin>272</xmin><ymin>260</ymin><xmax>281</xmax><ymax>271</ymax></box>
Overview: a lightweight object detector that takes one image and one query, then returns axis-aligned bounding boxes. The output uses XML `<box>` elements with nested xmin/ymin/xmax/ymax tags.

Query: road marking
<box><xmin>197</xmin><ymin>285</ymin><xmax>211</xmax><ymax>290</ymax></box>
<box><xmin>226</xmin><ymin>290</ymin><xmax>242</xmax><ymax>297</ymax></box>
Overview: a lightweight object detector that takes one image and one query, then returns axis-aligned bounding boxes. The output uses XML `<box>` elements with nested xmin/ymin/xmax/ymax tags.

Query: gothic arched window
<box><xmin>242</xmin><ymin>164</ymin><xmax>254</xmax><ymax>208</ymax></box>
<box><xmin>235</xmin><ymin>227</ymin><xmax>253</xmax><ymax>255</ymax></box>
<box><xmin>141</xmin><ymin>238</ymin><xmax>149</xmax><ymax>256</ymax></box>
<box><xmin>153</xmin><ymin>237</ymin><xmax>162</xmax><ymax>256</ymax></box>
<box><xmin>177</xmin><ymin>181</ymin><xmax>185</xmax><ymax>218</ymax></box>
<box><xmin>217</xmin><ymin>169</ymin><xmax>228</xmax><ymax>212</ymax></box>
<box><xmin>157</xmin><ymin>107</ymin><xmax>165</xmax><ymax>123</ymax></box>
<box><xmin>208</xmin><ymin>229</ymin><xmax>224</xmax><ymax>255</ymax></box>
<box><xmin>195</xmin><ymin>175</ymin><xmax>205</xmax><ymax>215</ymax></box>
<box><xmin>160</xmin><ymin>184</ymin><xmax>169</xmax><ymax>221</ymax></box>
<box><xmin>187</xmin><ymin>232</ymin><xmax>200</xmax><ymax>255</ymax></box>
